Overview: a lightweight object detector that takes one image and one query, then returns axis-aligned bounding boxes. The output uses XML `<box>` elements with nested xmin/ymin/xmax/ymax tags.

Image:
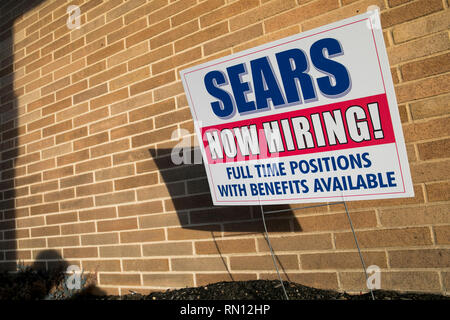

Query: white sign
<box><xmin>180</xmin><ymin>11</ymin><xmax>414</xmax><ymax>206</ymax></box>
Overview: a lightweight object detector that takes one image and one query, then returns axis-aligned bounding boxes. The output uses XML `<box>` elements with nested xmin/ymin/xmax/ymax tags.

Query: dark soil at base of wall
<box><xmin>81</xmin><ymin>280</ymin><xmax>448</xmax><ymax>300</ymax></box>
<box><xmin>1</xmin><ymin>267</ymin><xmax>448</xmax><ymax>300</ymax></box>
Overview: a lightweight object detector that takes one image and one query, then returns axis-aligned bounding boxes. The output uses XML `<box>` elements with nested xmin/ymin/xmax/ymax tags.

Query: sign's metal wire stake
<box><xmin>260</xmin><ymin>204</ymin><xmax>289</xmax><ymax>300</ymax></box>
<box><xmin>343</xmin><ymin>199</ymin><xmax>376</xmax><ymax>300</ymax></box>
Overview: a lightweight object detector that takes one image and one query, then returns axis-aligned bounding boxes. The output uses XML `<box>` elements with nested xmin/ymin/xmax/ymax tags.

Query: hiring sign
<box><xmin>180</xmin><ymin>11</ymin><xmax>414</xmax><ymax>205</ymax></box>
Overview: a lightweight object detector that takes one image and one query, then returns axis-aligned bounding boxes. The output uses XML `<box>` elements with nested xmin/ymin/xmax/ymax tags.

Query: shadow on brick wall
<box><xmin>0</xmin><ymin>249</ymin><xmax>105</xmax><ymax>299</ymax></box>
<box><xmin>0</xmin><ymin>0</ymin><xmax>50</xmax><ymax>273</ymax></box>
<box><xmin>0</xmin><ymin>1</ymin><xmax>92</xmax><ymax>285</ymax></box>
<box><xmin>148</xmin><ymin>147</ymin><xmax>303</xmax><ymax>233</ymax></box>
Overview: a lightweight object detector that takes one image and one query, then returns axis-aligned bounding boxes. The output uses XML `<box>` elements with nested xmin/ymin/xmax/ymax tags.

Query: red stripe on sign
<box><xmin>201</xmin><ymin>94</ymin><xmax>395</xmax><ymax>164</ymax></box>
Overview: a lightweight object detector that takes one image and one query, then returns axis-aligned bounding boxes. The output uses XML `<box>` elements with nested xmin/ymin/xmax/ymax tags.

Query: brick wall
<box><xmin>0</xmin><ymin>0</ymin><xmax>448</xmax><ymax>295</ymax></box>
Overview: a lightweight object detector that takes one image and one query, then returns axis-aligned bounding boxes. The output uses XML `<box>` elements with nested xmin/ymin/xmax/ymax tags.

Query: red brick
<box><xmin>126</xmin><ymin>19</ymin><xmax>171</xmax><ymax>48</ymax></box>
<box><xmin>57</xmin><ymin>150</ymin><xmax>90</xmax><ymax>167</ymax></box>
<box><xmin>114</xmin><ymin>173</ymin><xmax>158</xmax><ymax>191</ymax></box>
<box><xmin>30</xmin><ymin>181</ymin><xmax>59</xmax><ymax>194</ymax></box>
<box><xmin>396</xmin><ymin>73</ymin><xmax>450</xmax><ymax>103</ymax></box>
<box><xmin>128</xmin><ymin>44</ymin><xmax>173</xmax><ymax>71</ymax></box>
<box><xmin>61</xmin><ymin>222</ymin><xmax>96</xmax><ymax>235</ymax></box>
<box><xmin>110</xmin><ymin>91</ymin><xmax>153</xmax><ymax>115</ymax></box>
<box><xmin>99</xmin><ymin>245</ymin><xmax>141</xmax><ymax>258</ymax></box>
<box><xmin>95</xmin><ymin>191</ymin><xmax>136</xmax><ymax>206</ymax></box>
<box><xmin>91</xmin><ymin>139</ymin><xmax>129</xmax><ymax>158</ymax></box>
<box><xmin>42</xmin><ymin>165</ymin><xmax>73</xmax><ymax>181</ymax></box>
<box><xmin>27</xmin><ymin>158</ymin><xmax>55</xmax><ymax>173</ymax></box>
<box><xmin>79</xmin><ymin>207</ymin><xmax>117</xmax><ymax>221</ymax></box>
<box><xmin>230</xmin><ymin>0</ymin><xmax>296</xmax><ymax>31</ymax></box>
<box><xmin>56</xmin><ymin>127</ymin><xmax>88</xmax><ymax>145</ymax></box>
<box><xmin>87</xmin><ymin>16</ymin><xmax>123</xmax><ymax>43</ymax></box>
<box><xmin>76</xmin><ymin>181</ymin><xmax>113</xmax><ymax>197</ymax></box>
<box><xmin>55</xmin><ymin>80</ymin><xmax>88</xmax><ymax>101</ymax></box>
<box><xmin>44</xmin><ymin>189</ymin><xmax>75</xmax><ymax>203</ymax></box>
<box><xmin>117</xmin><ymin>201</ymin><xmax>163</xmax><ymax>217</ymax></box>
<box><xmin>72</xmin><ymin>61</ymin><xmax>106</xmax><ymax>84</ymax></box>
<box><xmin>129</xmin><ymin>98</ymin><xmax>176</xmax><ymax>122</ymax></box>
<box><xmin>131</xmin><ymin>125</ymin><xmax>177</xmax><ymax>148</ymax></box>
<box><xmin>73</xmin><ymin>132</ymin><xmax>109</xmax><ymax>151</ymax></box>
<box><xmin>99</xmin><ymin>273</ymin><xmax>141</xmax><ymax>286</ymax></box>
<box><xmin>389</xmin><ymin>249</ymin><xmax>450</xmax><ymax>268</ymax></box>
<box><xmin>86</xmin><ymin>41</ymin><xmax>124</xmax><ymax>65</ymax></box>
<box><xmin>16</xmin><ymin>194</ymin><xmax>42</xmax><ymax>207</ymax></box>
<box><xmin>74</xmin><ymin>107</ymin><xmax>109</xmax><ymax>128</ymax></box>
<box><xmin>90</xmin><ymin>89</ymin><xmax>128</xmax><ymax>110</ymax></box>
<box><xmin>301</xmin><ymin>251</ymin><xmax>387</xmax><ymax>270</ymax></box>
<box><xmin>137</xmin><ymin>183</ymin><xmax>184</xmax><ymax>201</ymax></box>
<box><xmin>201</xmin><ymin>0</ymin><xmax>258</xmax><ymax>27</ymax></box>
<box><xmin>42</xmin><ymin>98</ymin><xmax>72</xmax><ymax>116</ymax></box>
<box><xmin>95</xmin><ymin>164</ymin><xmax>134</xmax><ymax>181</ymax></box>
<box><xmin>174</xmin><ymin>26</ymin><xmax>226</xmax><ymax>54</ymax></box>
<box><xmin>18</xmin><ymin>238</ymin><xmax>46</xmax><ymax>249</ymax></box>
<box><xmin>122</xmin><ymin>258</ymin><xmax>169</xmax><ymax>272</ymax></box>
<box><xmin>230</xmin><ymin>254</ymin><xmax>299</xmax><ymax>271</ymax></box>
<box><xmin>335</xmin><ymin>227</ymin><xmax>433</xmax><ymax>249</ymax></box>
<box><xmin>196</xmin><ymin>238</ymin><xmax>256</xmax><ymax>255</ymax></box>
<box><xmin>47</xmin><ymin>235</ymin><xmax>79</xmax><ymax>247</ymax></box>
<box><xmin>46</xmin><ymin>212</ymin><xmax>77</xmax><ymax>225</ymax></box>
<box><xmin>31</xmin><ymin>226</ymin><xmax>60</xmax><ymax>237</ymax></box>
<box><xmin>60</xmin><ymin>173</ymin><xmax>93</xmax><ymax>189</ymax></box>
<box><xmin>73</xmin><ymin>83</ymin><xmax>108</xmax><ymax>104</ymax></box>
<box><xmin>139</xmin><ymin>212</ymin><xmax>188</xmax><ymax>229</ymax></box>
<box><xmin>89</xmin><ymin>63</ymin><xmax>127</xmax><ymax>87</ymax></box>
<box><xmin>143</xmin><ymin>274</ymin><xmax>194</xmax><ymax>287</ymax></box>
<box><xmin>380</xmin><ymin>204</ymin><xmax>449</xmax><ymax>227</ymax></box>
<box><xmin>60</xmin><ymin>197</ymin><xmax>94</xmax><ymax>211</ymax></box>
<box><xmin>411</xmin><ymin>159</ymin><xmax>450</xmax><ymax>183</ymax></box>
<box><xmin>204</xmin><ymin>23</ymin><xmax>264</xmax><ymax>56</ymax></box>
<box><xmin>82</xmin><ymin>259</ymin><xmax>121</xmax><ymax>272</ymax></box>
<box><xmin>410</xmin><ymin>94</ymin><xmax>449</xmax><ymax>120</ymax></box>
<box><xmin>120</xmin><ymin>229</ymin><xmax>165</xmax><ymax>243</ymax></box>
<box><xmin>425</xmin><ymin>181</ymin><xmax>450</xmax><ymax>202</ymax></box>
<box><xmin>81</xmin><ymin>233</ymin><xmax>119</xmax><ymax>246</ymax></box>
<box><xmin>381</xmin><ymin>0</ymin><xmax>443</xmax><ymax>28</ymax></box>
<box><xmin>54</xmin><ymin>37</ymin><xmax>86</xmax><ymax>61</ymax></box>
<box><xmin>265</xmin><ymin>0</ymin><xmax>338</xmax><ymax>33</ymax></box>
<box><xmin>108</xmin><ymin>18</ymin><xmax>148</xmax><ymax>44</ymax></box>
<box><xmin>87</xmin><ymin>0</ymin><xmax>123</xmax><ymax>21</ymax></box>
<box><xmin>110</xmin><ymin>119</ymin><xmax>154</xmax><ymax>140</ymax></box>
<box><xmin>417</xmin><ymin>138</ymin><xmax>450</xmax><ymax>161</ymax></box>
<box><xmin>142</xmin><ymin>242</ymin><xmax>193</xmax><ymax>257</ymax></box>
<box><xmin>63</xmin><ymin>247</ymin><xmax>98</xmax><ymax>258</ymax></box>
<box><xmin>401</xmin><ymin>52</ymin><xmax>450</xmax><ymax>82</ymax></box>
<box><xmin>172</xmin><ymin>0</ymin><xmax>223</xmax><ymax>27</ymax></box>
<box><xmin>392</xmin><ymin>9</ymin><xmax>449</xmax><ymax>43</ymax></box>
<box><xmin>172</xmin><ymin>257</ymin><xmax>230</xmax><ymax>272</ymax></box>
<box><xmin>43</xmin><ymin>120</ymin><xmax>72</xmax><ymax>137</ymax></box>
<box><xmin>130</xmin><ymin>71</ymin><xmax>176</xmax><ymax>96</ymax></box>
<box><xmin>435</xmin><ymin>226</ymin><xmax>450</xmax><ymax>245</ymax></box>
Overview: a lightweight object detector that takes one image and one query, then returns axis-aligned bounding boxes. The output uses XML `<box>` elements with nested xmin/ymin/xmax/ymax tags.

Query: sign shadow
<box><xmin>148</xmin><ymin>147</ymin><xmax>307</xmax><ymax>281</ymax></box>
<box><xmin>148</xmin><ymin>147</ymin><xmax>303</xmax><ymax>235</ymax></box>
